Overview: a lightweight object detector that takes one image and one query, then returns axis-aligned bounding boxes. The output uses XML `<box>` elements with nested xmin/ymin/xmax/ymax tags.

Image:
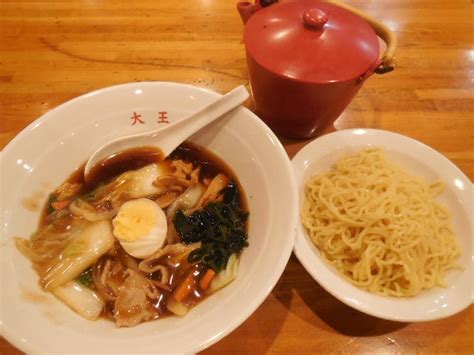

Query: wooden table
<box><xmin>1</xmin><ymin>0</ymin><xmax>472</xmax><ymax>353</ymax></box>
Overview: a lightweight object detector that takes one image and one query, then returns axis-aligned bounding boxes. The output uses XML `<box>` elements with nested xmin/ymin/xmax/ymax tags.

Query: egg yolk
<box><xmin>112</xmin><ymin>199</ymin><xmax>157</xmax><ymax>242</ymax></box>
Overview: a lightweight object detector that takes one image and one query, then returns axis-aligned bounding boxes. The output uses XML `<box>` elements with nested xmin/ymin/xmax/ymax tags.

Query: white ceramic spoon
<box><xmin>84</xmin><ymin>85</ymin><xmax>249</xmax><ymax>179</ymax></box>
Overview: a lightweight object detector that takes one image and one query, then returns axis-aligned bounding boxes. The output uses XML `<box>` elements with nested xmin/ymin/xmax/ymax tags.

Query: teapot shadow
<box><xmin>272</xmin><ymin>254</ymin><xmax>408</xmax><ymax>337</ymax></box>
<box><xmin>276</xmin><ymin>123</ymin><xmax>336</xmax><ymax>158</ymax></box>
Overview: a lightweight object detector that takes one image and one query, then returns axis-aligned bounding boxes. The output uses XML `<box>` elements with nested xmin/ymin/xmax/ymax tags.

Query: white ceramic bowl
<box><xmin>292</xmin><ymin>128</ymin><xmax>473</xmax><ymax>322</ymax></box>
<box><xmin>0</xmin><ymin>82</ymin><xmax>298</xmax><ymax>353</ymax></box>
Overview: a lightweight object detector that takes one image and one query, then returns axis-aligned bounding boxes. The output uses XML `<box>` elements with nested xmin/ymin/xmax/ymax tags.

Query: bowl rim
<box><xmin>0</xmin><ymin>81</ymin><xmax>299</xmax><ymax>353</ymax></box>
<box><xmin>2</xmin><ymin>81</ymin><xmax>229</xmax><ymax>156</ymax></box>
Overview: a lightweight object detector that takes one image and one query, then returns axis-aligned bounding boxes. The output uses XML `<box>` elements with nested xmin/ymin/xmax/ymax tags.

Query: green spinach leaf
<box><xmin>174</xmin><ymin>182</ymin><xmax>248</xmax><ymax>272</ymax></box>
<box><xmin>76</xmin><ymin>268</ymin><xmax>93</xmax><ymax>288</ymax></box>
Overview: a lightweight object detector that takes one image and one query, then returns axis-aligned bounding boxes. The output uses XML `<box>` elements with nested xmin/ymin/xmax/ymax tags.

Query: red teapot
<box><xmin>237</xmin><ymin>0</ymin><xmax>397</xmax><ymax>138</ymax></box>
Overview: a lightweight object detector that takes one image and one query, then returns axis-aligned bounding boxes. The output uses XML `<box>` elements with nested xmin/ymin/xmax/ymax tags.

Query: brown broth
<box><xmin>40</xmin><ymin>142</ymin><xmax>248</xmax><ymax>226</ymax></box>
<box><xmin>32</xmin><ymin>141</ymin><xmax>248</xmax><ymax>325</ymax></box>
<box><xmin>85</xmin><ymin>146</ymin><xmax>164</xmax><ymax>188</ymax></box>
<box><xmin>98</xmin><ymin>248</ymin><xmax>210</xmax><ymax>321</ymax></box>
<box><xmin>39</xmin><ymin>146</ymin><xmax>164</xmax><ymax>227</ymax></box>
<box><xmin>170</xmin><ymin>142</ymin><xmax>248</xmax><ymax>210</ymax></box>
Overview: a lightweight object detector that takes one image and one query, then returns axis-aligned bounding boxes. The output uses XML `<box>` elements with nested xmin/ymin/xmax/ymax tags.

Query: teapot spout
<box><xmin>237</xmin><ymin>1</ymin><xmax>262</xmax><ymax>24</ymax></box>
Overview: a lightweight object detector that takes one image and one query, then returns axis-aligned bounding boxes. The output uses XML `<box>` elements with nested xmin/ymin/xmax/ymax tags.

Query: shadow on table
<box><xmin>272</xmin><ymin>254</ymin><xmax>408</xmax><ymax>337</ymax></box>
<box><xmin>276</xmin><ymin>124</ymin><xmax>336</xmax><ymax>157</ymax></box>
<box><xmin>203</xmin><ymin>273</ymin><xmax>291</xmax><ymax>354</ymax></box>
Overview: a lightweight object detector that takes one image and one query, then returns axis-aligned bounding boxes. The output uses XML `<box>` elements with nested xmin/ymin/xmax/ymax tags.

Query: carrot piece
<box><xmin>51</xmin><ymin>200</ymin><xmax>71</xmax><ymax>210</ymax></box>
<box><xmin>199</xmin><ymin>269</ymin><xmax>216</xmax><ymax>290</ymax></box>
<box><xmin>172</xmin><ymin>272</ymin><xmax>195</xmax><ymax>303</ymax></box>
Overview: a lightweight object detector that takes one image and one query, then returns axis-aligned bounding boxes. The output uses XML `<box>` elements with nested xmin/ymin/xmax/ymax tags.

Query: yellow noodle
<box><xmin>301</xmin><ymin>148</ymin><xmax>461</xmax><ymax>297</ymax></box>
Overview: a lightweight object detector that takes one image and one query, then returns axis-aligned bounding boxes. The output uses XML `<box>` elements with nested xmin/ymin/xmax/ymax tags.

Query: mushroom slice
<box><xmin>195</xmin><ymin>174</ymin><xmax>229</xmax><ymax>210</ymax></box>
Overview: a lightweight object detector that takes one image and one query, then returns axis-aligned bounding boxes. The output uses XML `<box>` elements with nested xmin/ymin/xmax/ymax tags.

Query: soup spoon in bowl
<box><xmin>84</xmin><ymin>85</ymin><xmax>249</xmax><ymax>180</ymax></box>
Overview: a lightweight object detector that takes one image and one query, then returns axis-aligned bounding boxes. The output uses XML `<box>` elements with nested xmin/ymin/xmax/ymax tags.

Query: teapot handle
<box><xmin>326</xmin><ymin>0</ymin><xmax>397</xmax><ymax>74</ymax></box>
<box><xmin>237</xmin><ymin>0</ymin><xmax>278</xmax><ymax>24</ymax></box>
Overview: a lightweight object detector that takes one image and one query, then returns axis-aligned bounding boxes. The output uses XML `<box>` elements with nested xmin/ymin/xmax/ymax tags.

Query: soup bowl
<box><xmin>0</xmin><ymin>82</ymin><xmax>298</xmax><ymax>353</ymax></box>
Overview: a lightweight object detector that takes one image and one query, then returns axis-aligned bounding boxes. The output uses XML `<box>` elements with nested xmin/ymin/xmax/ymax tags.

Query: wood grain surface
<box><xmin>1</xmin><ymin>0</ymin><xmax>473</xmax><ymax>354</ymax></box>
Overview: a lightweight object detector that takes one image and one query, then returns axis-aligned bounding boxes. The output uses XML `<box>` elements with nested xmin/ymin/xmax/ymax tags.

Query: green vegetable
<box><xmin>174</xmin><ymin>182</ymin><xmax>248</xmax><ymax>272</ymax></box>
<box><xmin>76</xmin><ymin>268</ymin><xmax>93</xmax><ymax>288</ymax></box>
<box><xmin>43</xmin><ymin>220</ymin><xmax>114</xmax><ymax>290</ymax></box>
<box><xmin>46</xmin><ymin>194</ymin><xmax>57</xmax><ymax>215</ymax></box>
<box><xmin>82</xmin><ymin>190</ymin><xmax>96</xmax><ymax>201</ymax></box>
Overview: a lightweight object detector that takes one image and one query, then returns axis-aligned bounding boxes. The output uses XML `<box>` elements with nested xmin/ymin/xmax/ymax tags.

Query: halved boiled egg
<box><xmin>112</xmin><ymin>198</ymin><xmax>167</xmax><ymax>258</ymax></box>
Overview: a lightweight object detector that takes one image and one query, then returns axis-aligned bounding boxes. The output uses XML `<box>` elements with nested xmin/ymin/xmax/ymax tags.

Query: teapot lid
<box><xmin>243</xmin><ymin>0</ymin><xmax>380</xmax><ymax>83</ymax></box>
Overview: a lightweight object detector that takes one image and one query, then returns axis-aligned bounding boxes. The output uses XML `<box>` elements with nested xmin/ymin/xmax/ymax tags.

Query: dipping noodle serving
<box><xmin>301</xmin><ymin>148</ymin><xmax>461</xmax><ymax>297</ymax></box>
<box><xmin>16</xmin><ymin>142</ymin><xmax>249</xmax><ymax>327</ymax></box>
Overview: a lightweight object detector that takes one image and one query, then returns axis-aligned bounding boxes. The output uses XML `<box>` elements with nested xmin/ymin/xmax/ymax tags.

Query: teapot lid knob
<box><xmin>303</xmin><ymin>8</ymin><xmax>328</xmax><ymax>29</ymax></box>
